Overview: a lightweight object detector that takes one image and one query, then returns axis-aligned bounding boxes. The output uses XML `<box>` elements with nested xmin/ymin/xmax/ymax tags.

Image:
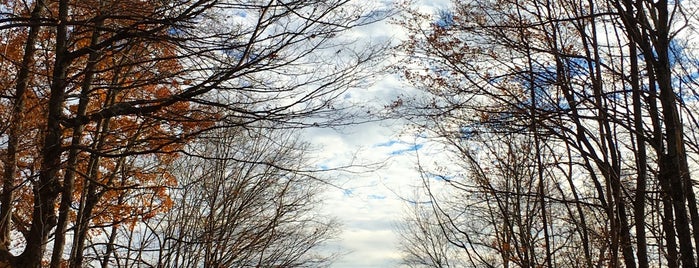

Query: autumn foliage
<box><xmin>0</xmin><ymin>0</ymin><xmax>378</xmax><ymax>267</ymax></box>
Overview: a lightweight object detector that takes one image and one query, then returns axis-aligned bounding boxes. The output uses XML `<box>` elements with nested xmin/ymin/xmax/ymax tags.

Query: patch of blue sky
<box><xmin>669</xmin><ymin>39</ymin><xmax>685</xmax><ymax>67</ymax></box>
<box><xmin>556</xmin><ymin>96</ymin><xmax>571</xmax><ymax>110</ymax></box>
<box><xmin>566</xmin><ymin>57</ymin><xmax>592</xmax><ymax>77</ymax></box>
<box><xmin>374</xmin><ymin>140</ymin><xmax>400</xmax><ymax>147</ymax></box>
<box><xmin>367</xmin><ymin>194</ymin><xmax>386</xmax><ymax>200</ymax></box>
<box><xmin>434</xmin><ymin>9</ymin><xmax>455</xmax><ymax>29</ymax></box>
<box><xmin>223</xmin><ymin>49</ymin><xmax>261</xmax><ymax>63</ymax></box>
<box><xmin>508</xmin><ymin>64</ymin><xmax>575</xmax><ymax>111</ymax></box>
<box><xmin>680</xmin><ymin>69</ymin><xmax>699</xmax><ymax>83</ymax></box>
<box><xmin>235</xmin><ymin>79</ymin><xmax>253</xmax><ymax>90</ymax></box>
<box><xmin>530</xmin><ymin>66</ymin><xmax>558</xmax><ymax>86</ymax></box>
<box><xmin>343</xmin><ymin>189</ymin><xmax>354</xmax><ymax>196</ymax></box>
<box><xmin>459</xmin><ymin>124</ymin><xmax>480</xmax><ymax>140</ymax></box>
<box><xmin>389</xmin><ymin>144</ymin><xmax>423</xmax><ymax>155</ymax></box>
<box><xmin>637</xmin><ymin>39</ymin><xmax>685</xmax><ymax>67</ymax></box>
<box><xmin>425</xmin><ymin>173</ymin><xmax>455</xmax><ymax>181</ymax></box>
<box><xmin>167</xmin><ymin>27</ymin><xmax>186</xmax><ymax>37</ymax></box>
<box><xmin>224</xmin><ymin>49</ymin><xmax>244</xmax><ymax>59</ymax></box>
<box><xmin>669</xmin><ymin>40</ymin><xmax>699</xmax><ymax>102</ymax></box>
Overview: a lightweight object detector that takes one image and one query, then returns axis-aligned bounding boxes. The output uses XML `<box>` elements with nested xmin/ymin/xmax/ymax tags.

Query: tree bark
<box><xmin>629</xmin><ymin>36</ymin><xmax>649</xmax><ymax>268</ymax></box>
<box><xmin>49</xmin><ymin>12</ymin><xmax>105</xmax><ymax>268</ymax></box>
<box><xmin>0</xmin><ymin>0</ymin><xmax>46</xmax><ymax>259</ymax></box>
<box><xmin>16</xmin><ymin>0</ymin><xmax>70</xmax><ymax>267</ymax></box>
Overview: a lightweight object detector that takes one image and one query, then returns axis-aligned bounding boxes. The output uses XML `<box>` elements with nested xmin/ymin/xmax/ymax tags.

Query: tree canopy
<box><xmin>0</xmin><ymin>0</ymin><xmax>385</xmax><ymax>267</ymax></box>
<box><xmin>396</xmin><ymin>0</ymin><xmax>699</xmax><ymax>267</ymax></box>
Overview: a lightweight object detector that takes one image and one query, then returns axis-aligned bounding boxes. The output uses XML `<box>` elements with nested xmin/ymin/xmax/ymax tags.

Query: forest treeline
<box><xmin>0</xmin><ymin>0</ymin><xmax>385</xmax><ymax>267</ymax></box>
<box><xmin>5</xmin><ymin>0</ymin><xmax>699</xmax><ymax>267</ymax></box>
<box><xmin>395</xmin><ymin>0</ymin><xmax>699</xmax><ymax>267</ymax></box>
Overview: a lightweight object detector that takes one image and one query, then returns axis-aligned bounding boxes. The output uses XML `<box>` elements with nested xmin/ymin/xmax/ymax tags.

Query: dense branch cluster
<box><xmin>397</xmin><ymin>0</ymin><xmax>699</xmax><ymax>267</ymax></box>
<box><xmin>0</xmin><ymin>0</ymin><xmax>384</xmax><ymax>267</ymax></box>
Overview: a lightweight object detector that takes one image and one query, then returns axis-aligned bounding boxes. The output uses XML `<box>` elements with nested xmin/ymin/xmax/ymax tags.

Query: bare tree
<box><xmin>81</xmin><ymin>124</ymin><xmax>339</xmax><ymax>267</ymax></box>
<box><xmin>0</xmin><ymin>0</ymin><xmax>385</xmax><ymax>267</ymax></box>
<box><xmin>395</xmin><ymin>0</ymin><xmax>698</xmax><ymax>267</ymax></box>
<box><xmin>398</xmin><ymin>188</ymin><xmax>464</xmax><ymax>268</ymax></box>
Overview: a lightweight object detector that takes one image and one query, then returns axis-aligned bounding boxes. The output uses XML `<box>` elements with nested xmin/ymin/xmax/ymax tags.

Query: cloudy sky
<box><xmin>302</xmin><ymin>0</ymin><xmax>699</xmax><ymax>266</ymax></box>
<box><xmin>301</xmin><ymin>1</ymin><xmax>450</xmax><ymax>266</ymax></box>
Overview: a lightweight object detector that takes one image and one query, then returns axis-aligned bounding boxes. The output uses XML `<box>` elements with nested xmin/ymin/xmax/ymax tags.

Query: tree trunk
<box><xmin>629</xmin><ymin>37</ymin><xmax>649</xmax><ymax>268</ymax></box>
<box><xmin>49</xmin><ymin>13</ymin><xmax>105</xmax><ymax>268</ymax></box>
<box><xmin>17</xmin><ymin>0</ymin><xmax>70</xmax><ymax>266</ymax></box>
<box><xmin>0</xmin><ymin>0</ymin><xmax>45</xmax><ymax>259</ymax></box>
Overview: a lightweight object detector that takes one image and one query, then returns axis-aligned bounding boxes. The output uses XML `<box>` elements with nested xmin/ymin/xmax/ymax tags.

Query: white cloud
<box><xmin>300</xmin><ymin>1</ymin><xmax>454</xmax><ymax>267</ymax></box>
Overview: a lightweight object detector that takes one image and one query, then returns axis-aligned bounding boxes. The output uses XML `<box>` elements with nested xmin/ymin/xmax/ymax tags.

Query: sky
<box><xmin>300</xmin><ymin>1</ymin><xmax>451</xmax><ymax>266</ymax></box>
<box><xmin>304</xmin><ymin>0</ymin><xmax>699</xmax><ymax>266</ymax></box>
